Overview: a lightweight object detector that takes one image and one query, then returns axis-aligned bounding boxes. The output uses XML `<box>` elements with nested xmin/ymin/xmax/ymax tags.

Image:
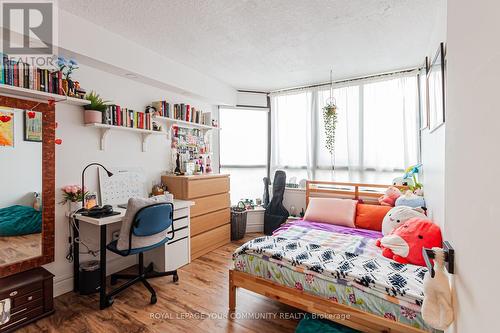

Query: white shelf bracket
<box><xmin>141</xmin><ymin>133</ymin><xmax>150</xmax><ymax>152</ymax></box>
<box><xmin>99</xmin><ymin>128</ymin><xmax>110</xmax><ymax>151</ymax></box>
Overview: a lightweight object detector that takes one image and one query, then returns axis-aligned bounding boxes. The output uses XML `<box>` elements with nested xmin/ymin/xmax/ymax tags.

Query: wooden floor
<box><xmin>0</xmin><ymin>233</ymin><xmax>41</xmax><ymax>265</ymax></box>
<box><xmin>21</xmin><ymin>234</ymin><xmax>302</xmax><ymax>333</ymax></box>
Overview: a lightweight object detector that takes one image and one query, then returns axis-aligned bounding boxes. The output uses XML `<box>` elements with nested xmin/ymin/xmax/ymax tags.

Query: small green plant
<box><xmin>84</xmin><ymin>91</ymin><xmax>110</xmax><ymax>112</ymax></box>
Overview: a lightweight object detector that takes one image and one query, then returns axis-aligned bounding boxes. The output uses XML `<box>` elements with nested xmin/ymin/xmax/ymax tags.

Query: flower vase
<box><xmin>68</xmin><ymin>201</ymin><xmax>80</xmax><ymax>214</ymax></box>
<box><xmin>62</xmin><ymin>79</ymin><xmax>69</xmax><ymax>96</ymax></box>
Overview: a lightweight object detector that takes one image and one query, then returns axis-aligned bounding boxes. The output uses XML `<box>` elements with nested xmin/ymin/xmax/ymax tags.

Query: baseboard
<box><xmin>53</xmin><ymin>256</ymin><xmax>136</xmax><ymax>297</ymax></box>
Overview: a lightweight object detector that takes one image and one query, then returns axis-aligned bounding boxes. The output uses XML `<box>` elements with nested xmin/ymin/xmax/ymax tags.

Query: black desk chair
<box><xmin>106</xmin><ymin>202</ymin><xmax>178</xmax><ymax>305</ymax></box>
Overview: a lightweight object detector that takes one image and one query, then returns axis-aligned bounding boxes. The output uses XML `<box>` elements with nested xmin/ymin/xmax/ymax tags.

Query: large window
<box><xmin>270</xmin><ymin>74</ymin><xmax>419</xmax><ymax>183</ymax></box>
<box><xmin>220</xmin><ymin>107</ymin><xmax>268</xmax><ymax>204</ymax></box>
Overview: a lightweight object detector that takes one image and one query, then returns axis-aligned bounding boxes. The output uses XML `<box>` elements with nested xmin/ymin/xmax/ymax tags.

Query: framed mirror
<box><xmin>0</xmin><ymin>95</ymin><xmax>55</xmax><ymax>277</ymax></box>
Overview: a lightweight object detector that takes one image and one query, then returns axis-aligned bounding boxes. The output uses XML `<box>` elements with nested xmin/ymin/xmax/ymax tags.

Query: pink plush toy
<box><xmin>378</xmin><ymin>186</ymin><xmax>401</xmax><ymax>206</ymax></box>
<box><xmin>376</xmin><ymin>218</ymin><xmax>442</xmax><ymax>266</ymax></box>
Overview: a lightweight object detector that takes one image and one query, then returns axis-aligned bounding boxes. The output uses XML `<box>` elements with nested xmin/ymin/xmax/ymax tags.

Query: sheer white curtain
<box><xmin>270</xmin><ymin>74</ymin><xmax>419</xmax><ymax>180</ymax></box>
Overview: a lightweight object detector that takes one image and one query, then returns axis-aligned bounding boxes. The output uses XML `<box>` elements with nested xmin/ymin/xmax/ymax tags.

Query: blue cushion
<box><xmin>107</xmin><ymin>237</ymin><xmax>169</xmax><ymax>256</ymax></box>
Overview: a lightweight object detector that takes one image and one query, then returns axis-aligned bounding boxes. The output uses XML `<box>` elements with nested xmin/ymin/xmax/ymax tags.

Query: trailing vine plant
<box><xmin>323</xmin><ymin>103</ymin><xmax>338</xmax><ymax>173</ymax></box>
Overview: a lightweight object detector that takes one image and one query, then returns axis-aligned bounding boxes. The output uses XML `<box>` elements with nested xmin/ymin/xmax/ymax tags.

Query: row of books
<box><xmin>0</xmin><ymin>53</ymin><xmax>65</xmax><ymax>95</ymax></box>
<box><xmin>152</xmin><ymin>100</ymin><xmax>212</xmax><ymax>125</ymax></box>
<box><xmin>103</xmin><ymin>105</ymin><xmax>155</xmax><ymax>131</ymax></box>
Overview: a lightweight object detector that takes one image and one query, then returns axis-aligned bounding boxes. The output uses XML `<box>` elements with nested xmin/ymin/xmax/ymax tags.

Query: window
<box><xmin>270</xmin><ymin>74</ymin><xmax>419</xmax><ymax>183</ymax></box>
<box><xmin>219</xmin><ymin>107</ymin><xmax>268</xmax><ymax>204</ymax></box>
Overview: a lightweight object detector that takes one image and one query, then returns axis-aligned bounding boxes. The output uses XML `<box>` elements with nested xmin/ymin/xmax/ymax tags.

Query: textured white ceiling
<box><xmin>58</xmin><ymin>0</ymin><xmax>446</xmax><ymax>91</ymax></box>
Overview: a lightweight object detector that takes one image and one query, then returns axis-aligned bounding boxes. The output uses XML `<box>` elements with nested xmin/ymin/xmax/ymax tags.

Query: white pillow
<box><xmin>116</xmin><ymin>196</ymin><xmax>173</xmax><ymax>251</ymax></box>
<box><xmin>304</xmin><ymin>197</ymin><xmax>357</xmax><ymax>228</ymax></box>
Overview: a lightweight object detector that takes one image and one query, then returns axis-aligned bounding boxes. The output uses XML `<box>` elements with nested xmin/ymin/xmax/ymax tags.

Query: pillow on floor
<box><xmin>304</xmin><ymin>197</ymin><xmax>357</xmax><ymax>228</ymax></box>
<box><xmin>355</xmin><ymin>203</ymin><xmax>392</xmax><ymax>231</ymax></box>
<box><xmin>116</xmin><ymin>196</ymin><xmax>173</xmax><ymax>251</ymax></box>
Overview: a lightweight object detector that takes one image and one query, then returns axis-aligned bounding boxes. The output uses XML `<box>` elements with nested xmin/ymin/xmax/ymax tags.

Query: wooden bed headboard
<box><xmin>305</xmin><ymin>181</ymin><xmax>408</xmax><ymax>207</ymax></box>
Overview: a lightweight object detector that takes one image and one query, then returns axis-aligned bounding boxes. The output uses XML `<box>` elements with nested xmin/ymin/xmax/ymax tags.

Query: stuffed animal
<box><xmin>395</xmin><ymin>190</ymin><xmax>426</xmax><ymax>208</ymax></box>
<box><xmin>392</xmin><ymin>177</ymin><xmax>415</xmax><ymax>187</ymax></box>
<box><xmin>378</xmin><ymin>186</ymin><xmax>401</xmax><ymax>206</ymax></box>
<box><xmin>376</xmin><ymin>218</ymin><xmax>442</xmax><ymax>266</ymax></box>
<box><xmin>381</xmin><ymin>206</ymin><xmax>427</xmax><ymax>235</ymax></box>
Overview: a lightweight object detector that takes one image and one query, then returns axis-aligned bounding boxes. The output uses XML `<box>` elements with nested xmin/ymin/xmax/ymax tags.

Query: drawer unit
<box><xmin>191</xmin><ymin>224</ymin><xmax>231</xmax><ymax>259</ymax></box>
<box><xmin>191</xmin><ymin>208</ymin><xmax>230</xmax><ymax>237</ymax></box>
<box><xmin>0</xmin><ymin>267</ymin><xmax>54</xmax><ymax>333</ymax></box>
<box><xmin>162</xmin><ymin>174</ymin><xmax>231</xmax><ymax>260</ymax></box>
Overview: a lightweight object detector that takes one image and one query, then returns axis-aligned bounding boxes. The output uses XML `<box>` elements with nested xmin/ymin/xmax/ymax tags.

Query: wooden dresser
<box><xmin>0</xmin><ymin>267</ymin><xmax>54</xmax><ymax>332</ymax></box>
<box><xmin>162</xmin><ymin>174</ymin><xmax>230</xmax><ymax>260</ymax></box>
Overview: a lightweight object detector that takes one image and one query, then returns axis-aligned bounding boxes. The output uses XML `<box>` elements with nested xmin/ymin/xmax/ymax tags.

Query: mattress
<box><xmin>233</xmin><ymin>220</ymin><xmax>440</xmax><ymax>333</ymax></box>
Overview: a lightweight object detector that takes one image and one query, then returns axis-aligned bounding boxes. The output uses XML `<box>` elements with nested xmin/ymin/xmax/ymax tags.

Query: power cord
<box><xmin>66</xmin><ymin>214</ymin><xmax>100</xmax><ymax>263</ymax></box>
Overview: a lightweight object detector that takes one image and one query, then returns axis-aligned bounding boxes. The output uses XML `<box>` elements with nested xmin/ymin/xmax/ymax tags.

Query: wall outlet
<box><xmin>112</xmin><ymin>230</ymin><xmax>120</xmax><ymax>241</ymax></box>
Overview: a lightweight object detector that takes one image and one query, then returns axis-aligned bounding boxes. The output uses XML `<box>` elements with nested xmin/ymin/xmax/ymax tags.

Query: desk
<box><xmin>72</xmin><ymin>199</ymin><xmax>192</xmax><ymax>309</ymax></box>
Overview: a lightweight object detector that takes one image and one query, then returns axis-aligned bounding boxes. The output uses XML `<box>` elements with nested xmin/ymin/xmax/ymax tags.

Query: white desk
<box><xmin>72</xmin><ymin>199</ymin><xmax>193</xmax><ymax>309</ymax></box>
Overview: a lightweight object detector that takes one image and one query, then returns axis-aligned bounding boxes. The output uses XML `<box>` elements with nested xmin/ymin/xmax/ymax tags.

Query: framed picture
<box><xmin>0</xmin><ymin>110</ymin><xmax>14</xmax><ymax>148</ymax></box>
<box><xmin>24</xmin><ymin>110</ymin><xmax>43</xmax><ymax>142</ymax></box>
<box><xmin>418</xmin><ymin>57</ymin><xmax>429</xmax><ymax>130</ymax></box>
<box><xmin>427</xmin><ymin>42</ymin><xmax>446</xmax><ymax>132</ymax></box>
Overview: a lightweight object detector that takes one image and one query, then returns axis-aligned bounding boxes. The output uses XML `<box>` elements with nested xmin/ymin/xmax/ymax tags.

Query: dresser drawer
<box><xmin>173</xmin><ymin>207</ymin><xmax>189</xmax><ymax>220</ymax></box>
<box><xmin>0</xmin><ymin>306</ymin><xmax>43</xmax><ymax>331</ymax></box>
<box><xmin>191</xmin><ymin>193</ymin><xmax>230</xmax><ymax>217</ymax></box>
<box><xmin>191</xmin><ymin>224</ymin><xmax>230</xmax><ymax>259</ymax></box>
<box><xmin>0</xmin><ymin>281</ymin><xmax>42</xmax><ymax>300</ymax></box>
<box><xmin>11</xmin><ymin>289</ymin><xmax>43</xmax><ymax>308</ymax></box>
<box><xmin>191</xmin><ymin>208</ymin><xmax>230</xmax><ymax>237</ymax></box>
<box><xmin>187</xmin><ymin>177</ymin><xmax>229</xmax><ymax>198</ymax></box>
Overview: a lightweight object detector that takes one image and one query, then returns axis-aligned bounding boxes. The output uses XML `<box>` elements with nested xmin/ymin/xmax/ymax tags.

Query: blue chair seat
<box><xmin>106</xmin><ymin>238</ymin><xmax>170</xmax><ymax>257</ymax></box>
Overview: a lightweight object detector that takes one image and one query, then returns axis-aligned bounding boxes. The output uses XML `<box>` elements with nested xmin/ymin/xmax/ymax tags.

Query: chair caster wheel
<box><xmin>110</xmin><ymin>276</ymin><xmax>118</xmax><ymax>285</ymax></box>
<box><xmin>173</xmin><ymin>274</ymin><xmax>179</xmax><ymax>283</ymax></box>
<box><xmin>150</xmin><ymin>295</ymin><xmax>157</xmax><ymax>304</ymax></box>
<box><xmin>107</xmin><ymin>297</ymin><xmax>114</xmax><ymax>307</ymax></box>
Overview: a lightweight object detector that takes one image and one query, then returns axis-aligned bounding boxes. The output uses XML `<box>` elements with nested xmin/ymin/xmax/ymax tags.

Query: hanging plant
<box><xmin>323</xmin><ymin>103</ymin><xmax>338</xmax><ymax>156</ymax></box>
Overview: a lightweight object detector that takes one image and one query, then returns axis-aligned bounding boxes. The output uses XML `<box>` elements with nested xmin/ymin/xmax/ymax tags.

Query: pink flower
<box><xmin>305</xmin><ymin>274</ymin><xmax>314</xmax><ymax>284</ymax></box>
<box><xmin>348</xmin><ymin>293</ymin><xmax>356</xmax><ymax>304</ymax></box>
<box><xmin>295</xmin><ymin>282</ymin><xmax>303</xmax><ymax>291</ymax></box>
<box><xmin>328</xmin><ymin>296</ymin><xmax>338</xmax><ymax>303</ymax></box>
<box><xmin>63</xmin><ymin>185</ymin><xmax>72</xmax><ymax>193</ymax></box>
<box><xmin>384</xmin><ymin>313</ymin><xmax>396</xmax><ymax>321</ymax></box>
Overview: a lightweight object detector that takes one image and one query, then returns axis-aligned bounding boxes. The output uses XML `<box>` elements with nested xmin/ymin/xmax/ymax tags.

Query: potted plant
<box><xmin>59</xmin><ymin>185</ymin><xmax>88</xmax><ymax>213</ymax></box>
<box><xmin>83</xmin><ymin>91</ymin><xmax>110</xmax><ymax>124</ymax></box>
<box><xmin>323</xmin><ymin>102</ymin><xmax>338</xmax><ymax>172</ymax></box>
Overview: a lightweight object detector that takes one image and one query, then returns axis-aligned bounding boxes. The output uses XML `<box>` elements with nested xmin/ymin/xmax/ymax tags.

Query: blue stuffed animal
<box><xmin>395</xmin><ymin>190</ymin><xmax>426</xmax><ymax>208</ymax></box>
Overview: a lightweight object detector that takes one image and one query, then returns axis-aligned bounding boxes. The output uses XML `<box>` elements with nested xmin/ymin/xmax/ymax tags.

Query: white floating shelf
<box><xmin>154</xmin><ymin>116</ymin><xmax>220</xmax><ymax>131</ymax></box>
<box><xmin>0</xmin><ymin>83</ymin><xmax>90</xmax><ymax>106</ymax></box>
<box><xmin>85</xmin><ymin>123</ymin><xmax>166</xmax><ymax>152</ymax></box>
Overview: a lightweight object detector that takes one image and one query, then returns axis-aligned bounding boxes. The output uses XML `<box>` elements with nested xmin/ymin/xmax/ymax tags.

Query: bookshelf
<box><xmin>154</xmin><ymin>115</ymin><xmax>220</xmax><ymax>131</ymax></box>
<box><xmin>0</xmin><ymin>83</ymin><xmax>90</xmax><ymax>106</ymax></box>
<box><xmin>85</xmin><ymin>123</ymin><xmax>166</xmax><ymax>152</ymax></box>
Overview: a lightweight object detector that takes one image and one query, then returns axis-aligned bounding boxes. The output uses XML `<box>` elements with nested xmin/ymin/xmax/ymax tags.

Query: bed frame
<box><xmin>229</xmin><ymin>181</ymin><xmax>427</xmax><ymax>333</ymax></box>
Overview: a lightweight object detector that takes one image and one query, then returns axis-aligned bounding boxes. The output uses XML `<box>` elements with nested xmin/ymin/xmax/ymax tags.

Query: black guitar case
<box><xmin>264</xmin><ymin>170</ymin><xmax>289</xmax><ymax>235</ymax></box>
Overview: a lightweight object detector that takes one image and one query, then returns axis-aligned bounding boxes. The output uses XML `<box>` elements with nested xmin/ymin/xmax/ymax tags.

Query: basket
<box><xmin>231</xmin><ymin>203</ymin><xmax>248</xmax><ymax>241</ymax></box>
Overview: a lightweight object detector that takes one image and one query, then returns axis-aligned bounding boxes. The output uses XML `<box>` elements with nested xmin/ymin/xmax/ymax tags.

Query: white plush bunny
<box><xmin>422</xmin><ymin>248</ymin><xmax>454</xmax><ymax>330</ymax></box>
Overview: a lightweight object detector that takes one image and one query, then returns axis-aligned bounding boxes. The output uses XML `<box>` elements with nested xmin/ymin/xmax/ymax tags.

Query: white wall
<box><xmin>445</xmin><ymin>1</ymin><xmax>500</xmax><ymax>331</ymax></box>
<box><xmin>42</xmin><ymin>63</ymin><xmax>219</xmax><ymax>296</ymax></box>
<box><xmin>0</xmin><ymin>109</ymin><xmax>42</xmax><ymax>207</ymax></box>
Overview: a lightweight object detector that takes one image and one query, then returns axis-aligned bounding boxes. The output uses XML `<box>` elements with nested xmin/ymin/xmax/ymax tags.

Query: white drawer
<box><xmin>167</xmin><ymin>225</ymin><xmax>189</xmax><ymax>242</ymax></box>
<box><xmin>165</xmin><ymin>234</ymin><xmax>190</xmax><ymax>270</ymax></box>
<box><xmin>174</xmin><ymin>207</ymin><xmax>189</xmax><ymax>220</ymax></box>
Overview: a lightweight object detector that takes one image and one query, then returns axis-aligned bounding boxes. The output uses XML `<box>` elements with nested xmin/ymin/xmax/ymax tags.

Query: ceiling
<box><xmin>58</xmin><ymin>0</ymin><xmax>446</xmax><ymax>92</ymax></box>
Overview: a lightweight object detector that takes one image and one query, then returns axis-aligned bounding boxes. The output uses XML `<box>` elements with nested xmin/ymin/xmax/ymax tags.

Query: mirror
<box><xmin>0</xmin><ymin>107</ymin><xmax>43</xmax><ymax>267</ymax></box>
<box><xmin>0</xmin><ymin>95</ymin><xmax>54</xmax><ymax>277</ymax></box>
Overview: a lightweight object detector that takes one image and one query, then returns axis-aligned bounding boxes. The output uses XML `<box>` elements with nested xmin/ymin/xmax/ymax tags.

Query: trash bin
<box><xmin>231</xmin><ymin>203</ymin><xmax>248</xmax><ymax>241</ymax></box>
<box><xmin>79</xmin><ymin>260</ymin><xmax>101</xmax><ymax>295</ymax></box>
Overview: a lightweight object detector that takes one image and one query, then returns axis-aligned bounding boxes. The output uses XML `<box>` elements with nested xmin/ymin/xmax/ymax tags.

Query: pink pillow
<box><xmin>304</xmin><ymin>197</ymin><xmax>357</xmax><ymax>228</ymax></box>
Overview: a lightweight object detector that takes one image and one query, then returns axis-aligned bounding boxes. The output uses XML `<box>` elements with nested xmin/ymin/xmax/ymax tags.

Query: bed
<box><xmin>229</xmin><ymin>181</ymin><xmax>439</xmax><ymax>333</ymax></box>
<box><xmin>0</xmin><ymin>205</ymin><xmax>42</xmax><ymax>237</ymax></box>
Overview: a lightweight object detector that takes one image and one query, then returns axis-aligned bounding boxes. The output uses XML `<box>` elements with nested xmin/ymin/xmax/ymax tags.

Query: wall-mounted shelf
<box><xmin>154</xmin><ymin>116</ymin><xmax>220</xmax><ymax>131</ymax></box>
<box><xmin>85</xmin><ymin>123</ymin><xmax>166</xmax><ymax>152</ymax></box>
<box><xmin>0</xmin><ymin>83</ymin><xmax>90</xmax><ymax>106</ymax></box>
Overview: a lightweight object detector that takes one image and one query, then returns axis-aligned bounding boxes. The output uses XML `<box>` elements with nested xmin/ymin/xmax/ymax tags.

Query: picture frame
<box><xmin>418</xmin><ymin>57</ymin><xmax>429</xmax><ymax>131</ymax></box>
<box><xmin>24</xmin><ymin>110</ymin><xmax>43</xmax><ymax>142</ymax></box>
<box><xmin>427</xmin><ymin>42</ymin><xmax>446</xmax><ymax>132</ymax></box>
<box><xmin>0</xmin><ymin>109</ymin><xmax>15</xmax><ymax>148</ymax></box>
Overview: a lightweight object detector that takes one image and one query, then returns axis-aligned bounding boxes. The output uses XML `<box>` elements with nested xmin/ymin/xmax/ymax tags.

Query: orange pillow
<box><xmin>355</xmin><ymin>203</ymin><xmax>392</xmax><ymax>231</ymax></box>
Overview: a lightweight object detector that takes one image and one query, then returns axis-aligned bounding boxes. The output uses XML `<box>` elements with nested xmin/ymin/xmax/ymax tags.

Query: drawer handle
<box><xmin>27</xmin><ymin>296</ymin><xmax>33</xmax><ymax>301</ymax></box>
<box><xmin>1</xmin><ymin>317</ymin><xmax>28</xmax><ymax>330</ymax></box>
<box><xmin>10</xmin><ymin>308</ymin><xmax>27</xmax><ymax>316</ymax></box>
<box><xmin>9</xmin><ymin>291</ymin><xmax>17</xmax><ymax>297</ymax></box>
